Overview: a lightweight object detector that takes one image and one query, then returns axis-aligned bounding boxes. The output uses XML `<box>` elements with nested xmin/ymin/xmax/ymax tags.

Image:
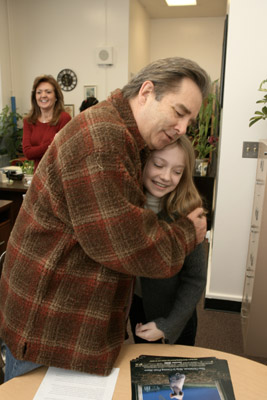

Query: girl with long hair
<box><xmin>129</xmin><ymin>135</ymin><xmax>207</xmax><ymax>344</ymax></box>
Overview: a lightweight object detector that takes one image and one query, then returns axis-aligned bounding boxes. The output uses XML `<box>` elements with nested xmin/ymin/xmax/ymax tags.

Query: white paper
<box><xmin>33</xmin><ymin>366</ymin><xmax>119</xmax><ymax>400</ymax></box>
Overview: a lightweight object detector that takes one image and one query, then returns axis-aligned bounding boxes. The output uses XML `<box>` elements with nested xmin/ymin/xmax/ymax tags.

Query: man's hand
<box><xmin>135</xmin><ymin>322</ymin><xmax>164</xmax><ymax>342</ymax></box>
<box><xmin>187</xmin><ymin>207</ymin><xmax>207</xmax><ymax>244</ymax></box>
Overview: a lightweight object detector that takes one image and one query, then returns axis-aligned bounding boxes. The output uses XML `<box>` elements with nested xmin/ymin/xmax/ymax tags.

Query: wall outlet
<box><xmin>242</xmin><ymin>141</ymin><xmax>259</xmax><ymax>158</ymax></box>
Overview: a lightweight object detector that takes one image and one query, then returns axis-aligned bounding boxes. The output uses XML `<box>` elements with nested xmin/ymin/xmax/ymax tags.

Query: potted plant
<box><xmin>187</xmin><ymin>82</ymin><xmax>220</xmax><ymax>176</ymax></box>
<box><xmin>0</xmin><ymin>105</ymin><xmax>23</xmax><ymax>161</ymax></box>
<box><xmin>21</xmin><ymin>160</ymin><xmax>34</xmax><ymax>186</ymax></box>
<box><xmin>249</xmin><ymin>79</ymin><xmax>267</xmax><ymax>127</ymax></box>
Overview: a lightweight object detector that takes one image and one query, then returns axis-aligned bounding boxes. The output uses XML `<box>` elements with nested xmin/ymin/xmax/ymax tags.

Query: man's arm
<box><xmin>44</xmin><ymin>116</ymin><xmax>199</xmax><ymax>279</ymax></box>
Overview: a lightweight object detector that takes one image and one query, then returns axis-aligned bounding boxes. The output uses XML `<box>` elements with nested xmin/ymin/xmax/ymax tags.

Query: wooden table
<box><xmin>0</xmin><ymin>344</ymin><xmax>266</xmax><ymax>399</ymax></box>
<box><xmin>0</xmin><ymin>180</ymin><xmax>27</xmax><ymax>226</ymax></box>
<box><xmin>0</xmin><ymin>200</ymin><xmax>13</xmax><ymax>253</ymax></box>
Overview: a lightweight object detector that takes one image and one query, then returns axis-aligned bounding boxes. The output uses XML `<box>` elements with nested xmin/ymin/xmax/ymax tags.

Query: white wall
<box><xmin>129</xmin><ymin>0</ymin><xmax>150</xmax><ymax>78</ymax></box>
<box><xmin>207</xmin><ymin>0</ymin><xmax>267</xmax><ymax>301</ymax></box>
<box><xmin>0</xmin><ymin>0</ymin><xmax>12</xmax><ymax>109</ymax></box>
<box><xmin>150</xmin><ymin>17</ymin><xmax>224</xmax><ymax>82</ymax></box>
<box><xmin>5</xmin><ymin>0</ymin><xmax>130</xmax><ymax>117</ymax></box>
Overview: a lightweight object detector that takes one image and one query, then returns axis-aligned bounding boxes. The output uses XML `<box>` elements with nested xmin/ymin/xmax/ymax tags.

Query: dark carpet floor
<box><xmin>195</xmin><ymin>296</ymin><xmax>267</xmax><ymax>365</ymax></box>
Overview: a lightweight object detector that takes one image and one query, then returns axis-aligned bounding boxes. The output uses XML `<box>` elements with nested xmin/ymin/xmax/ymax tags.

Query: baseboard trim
<box><xmin>204</xmin><ymin>298</ymin><xmax>241</xmax><ymax>313</ymax></box>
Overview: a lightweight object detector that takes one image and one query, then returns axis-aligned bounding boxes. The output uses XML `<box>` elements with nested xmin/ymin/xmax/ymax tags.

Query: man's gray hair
<box><xmin>122</xmin><ymin>57</ymin><xmax>211</xmax><ymax>100</ymax></box>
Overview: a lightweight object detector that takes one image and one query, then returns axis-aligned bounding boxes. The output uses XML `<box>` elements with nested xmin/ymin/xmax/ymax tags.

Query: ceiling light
<box><xmin>165</xmin><ymin>0</ymin><xmax>197</xmax><ymax>6</ymax></box>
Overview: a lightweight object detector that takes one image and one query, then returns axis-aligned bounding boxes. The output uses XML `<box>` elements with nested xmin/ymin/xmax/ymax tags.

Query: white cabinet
<box><xmin>241</xmin><ymin>139</ymin><xmax>267</xmax><ymax>357</ymax></box>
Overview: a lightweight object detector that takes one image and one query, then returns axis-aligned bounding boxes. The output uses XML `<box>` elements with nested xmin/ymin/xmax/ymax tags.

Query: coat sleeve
<box><xmin>42</xmin><ymin>117</ymin><xmax>198</xmax><ymax>280</ymax></box>
<box><xmin>153</xmin><ymin>242</ymin><xmax>207</xmax><ymax>343</ymax></box>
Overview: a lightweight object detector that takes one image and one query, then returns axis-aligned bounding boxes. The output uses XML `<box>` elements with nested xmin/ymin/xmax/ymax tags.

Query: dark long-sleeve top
<box><xmin>0</xmin><ymin>90</ymin><xmax>197</xmax><ymax>377</ymax></box>
<box><xmin>22</xmin><ymin>111</ymin><xmax>71</xmax><ymax>170</ymax></box>
<box><xmin>140</xmin><ymin>211</ymin><xmax>207</xmax><ymax>343</ymax></box>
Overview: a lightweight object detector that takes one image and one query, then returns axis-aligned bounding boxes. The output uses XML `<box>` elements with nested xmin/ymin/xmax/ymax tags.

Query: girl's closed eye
<box><xmin>153</xmin><ymin>162</ymin><xmax>163</xmax><ymax>168</ymax></box>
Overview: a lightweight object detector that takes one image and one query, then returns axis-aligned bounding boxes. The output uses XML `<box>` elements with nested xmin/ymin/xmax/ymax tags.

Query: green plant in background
<box><xmin>249</xmin><ymin>79</ymin><xmax>267</xmax><ymax>127</ymax></box>
<box><xmin>21</xmin><ymin>160</ymin><xmax>34</xmax><ymax>175</ymax></box>
<box><xmin>0</xmin><ymin>105</ymin><xmax>23</xmax><ymax>159</ymax></box>
<box><xmin>187</xmin><ymin>83</ymin><xmax>220</xmax><ymax>160</ymax></box>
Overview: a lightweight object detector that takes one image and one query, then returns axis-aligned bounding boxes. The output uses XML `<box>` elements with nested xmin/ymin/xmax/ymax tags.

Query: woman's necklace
<box><xmin>40</xmin><ymin>114</ymin><xmax>52</xmax><ymax>123</ymax></box>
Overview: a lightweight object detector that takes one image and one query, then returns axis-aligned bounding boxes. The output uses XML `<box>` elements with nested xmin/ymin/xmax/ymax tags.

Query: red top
<box><xmin>22</xmin><ymin>111</ymin><xmax>71</xmax><ymax>171</ymax></box>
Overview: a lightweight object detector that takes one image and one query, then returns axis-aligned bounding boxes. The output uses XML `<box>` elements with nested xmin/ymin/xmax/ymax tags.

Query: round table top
<box><xmin>0</xmin><ymin>344</ymin><xmax>266</xmax><ymax>399</ymax></box>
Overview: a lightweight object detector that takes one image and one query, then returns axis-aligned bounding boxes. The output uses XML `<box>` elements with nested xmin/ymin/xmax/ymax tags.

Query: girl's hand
<box><xmin>135</xmin><ymin>322</ymin><xmax>164</xmax><ymax>341</ymax></box>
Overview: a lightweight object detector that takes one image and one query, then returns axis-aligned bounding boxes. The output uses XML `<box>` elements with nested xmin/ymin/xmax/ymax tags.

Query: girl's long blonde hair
<box><xmin>162</xmin><ymin>135</ymin><xmax>204</xmax><ymax>219</ymax></box>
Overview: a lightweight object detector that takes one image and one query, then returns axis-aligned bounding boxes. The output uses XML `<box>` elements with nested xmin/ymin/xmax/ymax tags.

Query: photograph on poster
<box><xmin>64</xmin><ymin>104</ymin><xmax>75</xmax><ymax>118</ymax></box>
<box><xmin>84</xmin><ymin>85</ymin><xmax>97</xmax><ymax>99</ymax></box>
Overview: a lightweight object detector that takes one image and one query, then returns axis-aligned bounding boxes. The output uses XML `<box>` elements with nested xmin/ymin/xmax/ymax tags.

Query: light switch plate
<box><xmin>242</xmin><ymin>141</ymin><xmax>259</xmax><ymax>158</ymax></box>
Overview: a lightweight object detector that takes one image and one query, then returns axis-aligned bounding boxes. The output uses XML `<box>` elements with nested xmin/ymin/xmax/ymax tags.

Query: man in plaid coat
<box><xmin>0</xmin><ymin>57</ymin><xmax>210</xmax><ymax>381</ymax></box>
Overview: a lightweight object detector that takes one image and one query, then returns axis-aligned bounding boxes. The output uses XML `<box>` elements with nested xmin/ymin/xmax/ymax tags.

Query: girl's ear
<box><xmin>138</xmin><ymin>80</ymin><xmax>155</xmax><ymax>105</ymax></box>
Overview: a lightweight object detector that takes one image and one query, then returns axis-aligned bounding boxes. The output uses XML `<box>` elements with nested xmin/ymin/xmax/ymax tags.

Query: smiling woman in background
<box><xmin>22</xmin><ymin>75</ymin><xmax>71</xmax><ymax>171</ymax></box>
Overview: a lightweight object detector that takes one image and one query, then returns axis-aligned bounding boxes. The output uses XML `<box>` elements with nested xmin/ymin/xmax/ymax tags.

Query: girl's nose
<box><xmin>160</xmin><ymin>168</ymin><xmax>171</xmax><ymax>181</ymax></box>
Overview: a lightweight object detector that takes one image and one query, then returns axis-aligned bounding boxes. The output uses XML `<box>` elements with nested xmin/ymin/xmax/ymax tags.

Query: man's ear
<box><xmin>138</xmin><ymin>80</ymin><xmax>155</xmax><ymax>105</ymax></box>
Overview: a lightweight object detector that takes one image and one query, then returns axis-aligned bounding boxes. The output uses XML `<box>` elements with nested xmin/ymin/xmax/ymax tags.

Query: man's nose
<box><xmin>174</xmin><ymin>119</ymin><xmax>189</xmax><ymax>136</ymax></box>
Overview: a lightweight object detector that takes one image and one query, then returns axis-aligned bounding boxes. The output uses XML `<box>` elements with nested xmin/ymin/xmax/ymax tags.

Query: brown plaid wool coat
<box><xmin>0</xmin><ymin>90</ymin><xmax>197</xmax><ymax>376</ymax></box>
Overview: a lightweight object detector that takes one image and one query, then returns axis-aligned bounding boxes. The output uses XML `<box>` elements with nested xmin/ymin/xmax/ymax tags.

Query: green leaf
<box><xmin>0</xmin><ymin>105</ymin><xmax>23</xmax><ymax>159</ymax></box>
<box><xmin>249</xmin><ymin>117</ymin><xmax>262</xmax><ymax>127</ymax></box>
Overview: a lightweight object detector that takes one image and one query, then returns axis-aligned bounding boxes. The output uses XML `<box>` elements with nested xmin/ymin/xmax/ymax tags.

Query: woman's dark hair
<box><xmin>79</xmin><ymin>97</ymin><xmax>99</xmax><ymax>112</ymax></box>
<box><xmin>25</xmin><ymin>74</ymin><xmax>65</xmax><ymax>125</ymax></box>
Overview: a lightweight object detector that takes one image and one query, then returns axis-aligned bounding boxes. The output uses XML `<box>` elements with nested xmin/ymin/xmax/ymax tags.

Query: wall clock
<box><xmin>57</xmin><ymin>69</ymin><xmax>77</xmax><ymax>91</ymax></box>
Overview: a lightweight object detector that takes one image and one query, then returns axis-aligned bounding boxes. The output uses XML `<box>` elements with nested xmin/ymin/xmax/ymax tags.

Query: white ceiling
<box><xmin>138</xmin><ymin>0</ymin><xmax>227</xmax><ymax>18</ymax></box>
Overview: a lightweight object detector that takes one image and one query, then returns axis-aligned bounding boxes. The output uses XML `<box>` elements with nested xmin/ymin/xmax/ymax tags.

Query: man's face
<box><xmin>136</xmin><ymin>77</ymin><xmax>202</xmax><ymax>150</ymax></box>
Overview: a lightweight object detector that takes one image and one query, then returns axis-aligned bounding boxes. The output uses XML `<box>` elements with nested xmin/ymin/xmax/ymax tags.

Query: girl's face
<box><xmin>143</xmin><ymin>143</ymin><xmax>185</xmax><ymax>198</ymax></box>
<box><xmin>35</xmin><ymin>82</ymin><xmax>57</xmax><ymax>113</ymax></box>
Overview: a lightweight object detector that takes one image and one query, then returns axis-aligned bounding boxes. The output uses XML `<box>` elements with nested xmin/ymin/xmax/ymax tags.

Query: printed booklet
<box><xmin>130</xmin><ymin>354</ymin><xmax>235</xmax><ymax>400</ymax></box>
